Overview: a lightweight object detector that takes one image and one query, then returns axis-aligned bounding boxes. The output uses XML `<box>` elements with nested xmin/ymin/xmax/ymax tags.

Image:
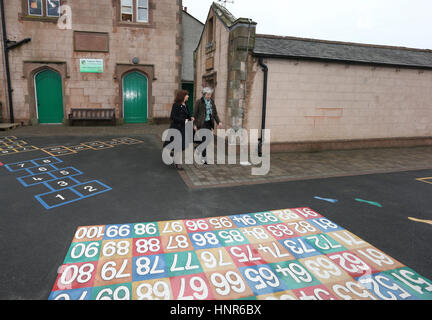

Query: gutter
<box><xmin>253</xmin><ymin>52</ymin><xmax>432</xmax><ymax>71</ymax></box>
<box><xmin>0</xmin><ymin>0</ymin><xmax>31</xmax><ymax>123</ymax></box>
<box><xmin>257</xmin><ymin>57</ymin><xmax>268</xmax><ymax>157</ymax></box>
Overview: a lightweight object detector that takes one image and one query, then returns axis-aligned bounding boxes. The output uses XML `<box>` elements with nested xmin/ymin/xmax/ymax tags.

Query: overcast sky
<box><xmin>182</xmin><ymin>0</ymin><xmax>432</xmax><ymax>50</ymax></box>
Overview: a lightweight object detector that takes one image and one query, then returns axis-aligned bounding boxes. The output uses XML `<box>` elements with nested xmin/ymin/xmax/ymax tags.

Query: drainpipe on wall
<box><xmin>257</xmin><ymin>57</ymin><xmax>268</xmax><ymax>157</ymax></box>
<box><xmin>0</xmin><ymin>0</ymin><xmax>31</xmax><ymax>124</ymax></box>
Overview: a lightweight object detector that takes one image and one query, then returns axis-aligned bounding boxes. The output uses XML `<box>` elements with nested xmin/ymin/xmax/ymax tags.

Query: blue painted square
<box><xmin>239</xmin><ymin>264</ymin><xmax>288</xmax><ymax>296</ymax></box>
<box><xmin>32</xmin><ymin>156</ymin><xmax>62</xmax><ymax>167</ymax></box>
<box><xmin>49</xmin><ymin>167</ymin><xmax>83</xmax><ymax>179</ymax></box>
<box><xmin>229</xmin><ymin>214</ymin><xmax>259</xmax><ymax>228</ymax></box>
<box><xmin>278</xmin><ymin>236</ymin><xmax>321</xmax><ymax>259</ymax></box>
<box><xmin>132</xmin><ymin>254</ymin><xmax>169</xmax><ymax>281</ymax></box>
<box><xmin>18</xmin><ymin>172</ymin><xmax>57</xmax><ymax>187</ymax></box>
<box><xmin>189</xmin><ymin>231</ymin><xmax>222</xmax><ymax>250</ymax></box>
<box><xmin>103</xmin><ymin>224</ymin><xmax>133</xmax><ymax>240</ymax></box>
<box><xmin>308</xmin><ymin>217</ymin><xmax>344</xmax><ymax>232</ymax></box>
<box><xmin>71</xmin><ymin>180</ymin><xmax>112</xmax><ymax>198</ymax></box>
<box><xmin>44</xmin><ymin>176</ymin><xmax>81</xmax><ymax>192</ymax></box>
<box><xmin>382</xmin><ymin>267</ymin><xmax>432</xmax><ymax>300</ymax></box>
<box><xmin>35</xmin><ymin>188</ymin><xmax>83</xmax><ymax>210</ymax></box>
<box><xmin>4</xmin><ymin>160</ymin><xmax>36</xmax><ymax>172</ymax></box>
<box><xmin>355</xmin><ymin>272</ymin><xmax>419</xmax><ymax>300</ymax></box>
<box><xmin>26</xmin><ymin>164</ymin><xmax>57</xmax><ymax>175</ymax></box>
<box><xmin>48</xmin><ymin>287</ymin><xmax>93</xmax><ymax>300</ymax></box>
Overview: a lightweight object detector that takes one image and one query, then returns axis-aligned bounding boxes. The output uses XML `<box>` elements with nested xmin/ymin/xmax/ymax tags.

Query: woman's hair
<box><xmin>202</xmin><ymin>87</ymin><xmax>214</xmax><ymax>96</ymax></box>
<box><xmin>174</xmin><ymin>90</ymin><xmax>189</xmax><ymax>104</ymax></box>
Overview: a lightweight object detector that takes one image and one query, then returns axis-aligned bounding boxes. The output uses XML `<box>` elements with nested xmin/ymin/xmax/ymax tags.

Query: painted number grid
<box><xmin>48</xmin><ymin>207</ymin><xmax>432</xmax><ymax>300</ymax></box>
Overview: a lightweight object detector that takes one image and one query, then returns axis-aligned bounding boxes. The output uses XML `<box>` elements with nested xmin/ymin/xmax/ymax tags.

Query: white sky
<box><xmin>182</xmin><ymin>0</ymin><xmax>432</xmax><ymax>50</ymax></box>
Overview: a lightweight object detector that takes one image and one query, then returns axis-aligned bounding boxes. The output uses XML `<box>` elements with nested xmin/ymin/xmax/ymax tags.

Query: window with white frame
<box><xmin>121</xmin><ymin>0</ymin><xmax>133</xmax><ymax>22</ymax></box>
<box><xmin>28</xmin><ymin>0</ymin><xmax>61</xmax><ymax>17</ymax></box>
<box><xmin>137</xmin><ymin>0</ymin><xmax>149</xmax><ymax>22</ymax></box>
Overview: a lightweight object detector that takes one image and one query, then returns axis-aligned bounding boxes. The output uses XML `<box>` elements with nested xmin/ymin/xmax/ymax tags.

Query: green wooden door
<box><xmin>35</xmin><ymin>69</ymin><xmax>64</xmax><ymax>124</ymax></box>
<box><xmin>123</xmin><ymin>72</ymin><xmax>148</xmax><ymax>123</ymax></box>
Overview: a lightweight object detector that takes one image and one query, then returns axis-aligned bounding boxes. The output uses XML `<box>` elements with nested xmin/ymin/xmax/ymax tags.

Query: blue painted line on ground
<box><xmin>314</xmin><ymin>196</ymin><xmax>339</xmax><ymax>203</ymax></box>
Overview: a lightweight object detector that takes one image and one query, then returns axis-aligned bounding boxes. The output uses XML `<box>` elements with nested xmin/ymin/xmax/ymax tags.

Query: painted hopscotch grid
<box><xmin>41</xmin><ymin>137</ymin><xmax>144</xmax><ymax>157</ymax></box>
<box><xmin>0</xmin><ymin>136</ymin><xmax>38</xmax><ymax>156</ymax></box>
<box><xmin>2</xmin><ymin>156</ymin><xmax>112</xmax><ymax>210</ymax></box>
<box><xmin>48</xmin><ymin>207</ymin><xmax>432</xmax><ymax>300</ymax></box>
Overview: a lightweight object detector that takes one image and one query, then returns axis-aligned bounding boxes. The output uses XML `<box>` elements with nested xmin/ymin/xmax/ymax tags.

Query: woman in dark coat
<box><xmin>163</xmin><ymin>90</ymin><xmax>193</xmax><ymax>170</ymax></box>
<box><xmin>193</xmin><ymin>87</ymin><xmax>222</xmax><ymax>164</ymax></box>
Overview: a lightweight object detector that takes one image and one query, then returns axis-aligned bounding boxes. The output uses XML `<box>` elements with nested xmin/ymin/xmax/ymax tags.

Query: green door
<box><xmin>35</xmin><ymin>69</ymin><xmax>64</xmax><ymax>124</ymax></box>
<box><xmin>123</xmin><ymin>72</ymin><xmax>148</xmax><ymax>123</ymax></box>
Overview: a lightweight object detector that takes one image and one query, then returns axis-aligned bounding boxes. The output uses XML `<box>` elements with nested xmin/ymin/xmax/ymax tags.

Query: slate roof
<box><xmin>253</xmin><ymin>35</ymin><xmax>432</xmax><ymax>69</ymax></box>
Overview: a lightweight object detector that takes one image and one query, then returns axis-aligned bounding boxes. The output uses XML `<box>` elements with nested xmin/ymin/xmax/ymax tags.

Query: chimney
<box><xmin>183</xmin><ymin>6</ymin><xmax>187</xmax><ymax>12</ymax></box>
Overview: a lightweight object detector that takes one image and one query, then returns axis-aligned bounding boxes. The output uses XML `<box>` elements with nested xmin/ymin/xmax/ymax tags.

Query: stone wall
<box><xmin>194</xmin><ymin>8</ymin><xmax>230</xmax><ymax>125</ymax></box>
<box><xmin>0</xmin><ymin>0</ymin><xmax>182</xmax><ymax>123</ymax></box>
<box><xmin>181</xmin><ymin>11</ymin><xmax>203</xmax><ymax>82</ymax></box>
<box><xmin>247</xmin><ymin>58</ymin><xmax>432</xmax><ymax>143</ymax></box>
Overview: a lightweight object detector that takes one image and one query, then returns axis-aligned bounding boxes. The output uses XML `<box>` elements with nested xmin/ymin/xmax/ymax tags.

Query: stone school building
<box><xmin>195</xmin><ymin>2</ymin><xmax>432</xmax><ymax>151</ymax></box>
<box><xmin>0</xmin><ymin>0</ymin><xmax>186</xmax><ymax>125</ymax></box>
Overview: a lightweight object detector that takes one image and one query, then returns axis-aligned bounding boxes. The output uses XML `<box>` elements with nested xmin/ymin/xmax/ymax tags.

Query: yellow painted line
<box><xmin>408</xmin><ymin>217</ymin><xmax>432</xmax><ymax>225</ymax></box>
<box><xmin>416</xmin><ymin>177</ymin><xmax>432</xmax><ymax>185</ymax></box>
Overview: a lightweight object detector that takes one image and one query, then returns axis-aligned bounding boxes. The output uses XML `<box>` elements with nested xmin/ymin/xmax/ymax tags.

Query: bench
<box><xmin>68</xmin><ymin>108</ymin><xmax>116</xmax><ymax>126</ymax></box>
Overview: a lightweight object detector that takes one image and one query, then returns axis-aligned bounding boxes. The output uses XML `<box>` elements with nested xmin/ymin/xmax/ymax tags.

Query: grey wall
<box><xmin>182</xmin><ymin>11</ymin><xmax>204</xmax><ymax>82</ymax></box>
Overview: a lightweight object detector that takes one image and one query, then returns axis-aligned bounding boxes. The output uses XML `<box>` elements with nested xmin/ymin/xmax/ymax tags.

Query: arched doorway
<box><xmin>123</xmin><ymin>71</ymin><xmax>148</xmax><ymax>123</ymax></box>
<box><xmin>34</xmin><ymin>69</ymin><xmax>64</xmax><ymax>124</ymax></box>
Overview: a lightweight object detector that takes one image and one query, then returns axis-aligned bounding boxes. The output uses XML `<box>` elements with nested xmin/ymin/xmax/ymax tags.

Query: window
<box><xmin>28</xmin><ymin>0</ymin><xmax>43</xmax><ymax>16</ymax></box>
<box><xmin>120</xmin><ymin>0</ymin><xmax>150</xmax><ymax>24</ymax></box>
<box><xmin>137</xmin><ymin>0</ymin><xmax>149</xmax><ymax>23</ymax></box>
<box><xmin>46</xmin><ymin>0</ymin><xmax>60</xmax><ymax>17</ymax></box>
<box><xmin>27</xmin><ymin>0</ymin><xmax>60</xmax><ymax>17</ymax></box>
<box><xmin>208</xmin><ymin>17</ymin><xmax>214</xmax><ymax>43</ymax></box>
<box><xmin>121</xmin><ymin>0</ymin><xmax>133</xmax><ymax>22</ymax></box>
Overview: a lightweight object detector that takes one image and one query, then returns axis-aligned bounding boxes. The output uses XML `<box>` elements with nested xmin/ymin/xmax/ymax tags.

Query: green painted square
<box><xmin>131</xmin><ymin>222</ymin><xmax>160</xmax><ymax>238</ymax></box>
<box><xmin>91</xmin><ymin>283</ymin><xmax>132</xmax><ymax>300</ymax></box>
<box><xmin>268</xmin><ymin>260</ymin><xmax>321</xmax><ymax>290</ymax></box>
<box><xmin>165</xmin><ymin>251</ymin><xmax>204</xmax><ymax>277</ymax></box>
<box><xmin>236</xmin><ymin>296</ymin><xmax>257</xmax><ymax>300</ymax></box>
<box><xmin>383</xmin><ymin>267</ymin><xmax>432</xmax><ymax>300</ymax></box>
<box><xmin>215</xmin><ymin>229</ymin><xmax>250</xmax><ymax>247</ymax></box>
<box><xmin>250</xmin><ymin>211</ymin><xmax>282</xmax><ymax>225</ymax></box>
<box><xmin>63</xmin><ymin>241</ymin><xmax>101</xmax><ymax>264</ymax></box>
<box><xmin>303</xmin><ymin>233</ymin><xmax>347</xmax><ymax>254</ymax></box>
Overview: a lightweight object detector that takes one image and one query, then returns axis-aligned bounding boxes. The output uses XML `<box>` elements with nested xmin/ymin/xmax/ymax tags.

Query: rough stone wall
<box><xmin>226</xmin><ymin>23</ymin><xmax>255</xmax><ymax>130</ymax></box>
<box><xmin>0</xmin><ymin>0</ymin><xmax>181</xmax><ymax>123</ymax></box>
